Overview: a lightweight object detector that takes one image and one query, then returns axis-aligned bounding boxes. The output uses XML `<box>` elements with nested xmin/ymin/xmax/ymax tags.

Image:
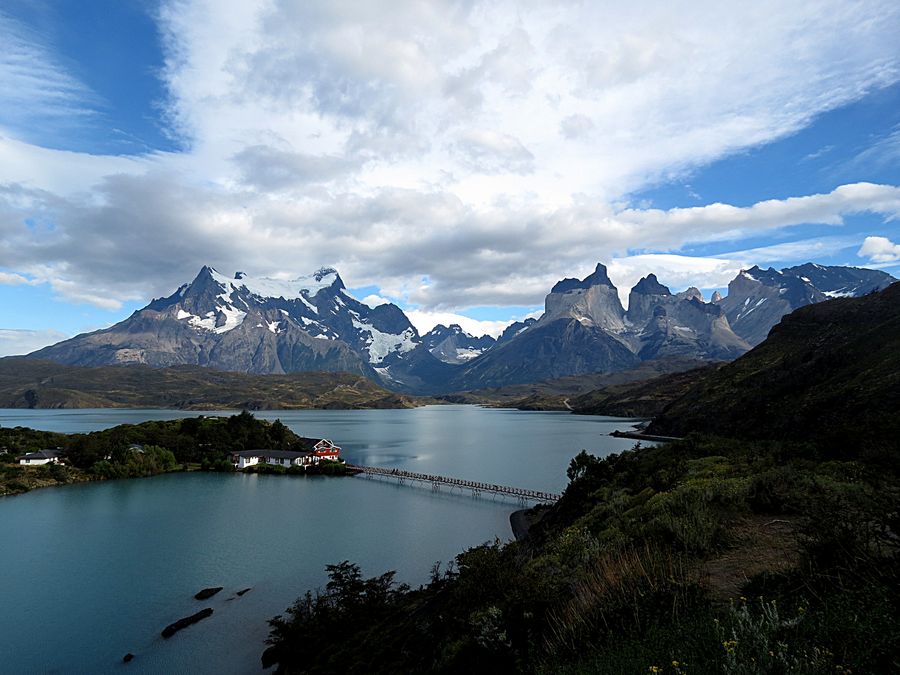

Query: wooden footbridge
<box><xmin>346</xmin><ymin>464</ymin><xmax>561</xmax><ymax>504</ymax></box>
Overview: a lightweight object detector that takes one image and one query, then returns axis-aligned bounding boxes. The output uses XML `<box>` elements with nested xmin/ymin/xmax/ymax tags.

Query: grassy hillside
<box><xmin>263</xmin><ymin>433</ymin><xmax>899</xmax><ymax>674</ymax></box>
<box><xmin>441</xmin><ymin>358</ymin><xmax>710</xmax><ymax>411</ymax></box>
<box><xmin>567</xmin><ymin>364</ymin><xmax>719</xmax><ymax>418</ymax></box>
<box><xmin>0</xmin><ymin>358</ymin><xmax>421</xmax><ymax>410</ymax></box>
<box><xmin>649</xmin><ymin>282</ymin><xmax>900</xmax><ymax>452</ymax></box>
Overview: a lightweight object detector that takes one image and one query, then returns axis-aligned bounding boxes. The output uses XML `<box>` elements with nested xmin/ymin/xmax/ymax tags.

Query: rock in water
<box><xmin>236</xmin><ymin>588</ymin><xmax>252</xmax><ymax>596</ymax></box>
<box><xmin>161</xmin><ymin>608</ymin><xmax>214</xmax><ymax>638</ymax></box>
<box><xmin>123</xmin><ymin>653</ymin><xmax>134</xmax><ymax>663</ymax></box>
<box><xmin>194</xmin><ymin>586</ymin><xmax>223</xmax><ymax>600</ymax></box>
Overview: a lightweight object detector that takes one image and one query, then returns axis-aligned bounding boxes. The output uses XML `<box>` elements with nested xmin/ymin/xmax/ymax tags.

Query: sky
<box><xmin>0</xmin><ymin>0</ymin><xmax>899</xmax><ymax>354</ymax></box>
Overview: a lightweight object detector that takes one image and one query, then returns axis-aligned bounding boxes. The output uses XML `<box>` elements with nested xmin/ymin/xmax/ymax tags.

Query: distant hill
<box><xmin>649</xmin><ymin>282</ymin><xmax>900</xmax><ymax>451</ymax></box>
<box><xmin>568</xmin><ymin>364</ymin><xmax>721</xmax><ymax>418</ymax></box>
<box><xmin>441</xmin><ymin>357</ymin><xmax>711</xmax><ymax>411</ymax></box>
<box><xmin>0</xmin><ymin>358</ymin><xmax>419</xmax><ymax>410</ymax></box>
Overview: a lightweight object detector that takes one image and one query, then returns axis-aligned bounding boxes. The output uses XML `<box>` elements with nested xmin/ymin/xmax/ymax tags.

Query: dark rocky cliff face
<box><xmin>541</xmin><ymin>263</ymin><xmax>627</xmax><ymax>332</ymax></box>
<box><xmin>626</xmin><ymin>276</ymin><xmax>749</xmax><ymax>360</ymax></box>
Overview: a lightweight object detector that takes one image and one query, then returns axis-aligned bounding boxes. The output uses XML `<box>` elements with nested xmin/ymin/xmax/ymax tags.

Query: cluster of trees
<box><xmin>53</xmin><ymin>410</ymin><xmax>302</xmax><ymax>472</ymax></box>
<box><xmin>1</xmin><ymin>411</ymin><xmax>306</xmax><ymax>478</ymax></box>
<box><xmin>0</xmin><ymin>426</ymin><xmax>68</xmax><ymax>461</ymax></box>
<box><xmin>90</xmin><ymin>445</ymin><xmax>177</xmax><ymax>479</ymax></box>
<box><xmin>244</xmin><ymin>459</ymin><xmax>349</xmax><ymax>477</ymax></box>
<box><xmin>263</xmin><ymin>434</ymin><xmax>900</xmax><ymax>674</ymax></box>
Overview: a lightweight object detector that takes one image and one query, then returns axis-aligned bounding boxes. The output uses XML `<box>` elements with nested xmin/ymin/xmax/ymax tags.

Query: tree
<box><xmin>567</xmin><ymin>449</ymin><xmax>600</xmax><ymax>482</ymax></box>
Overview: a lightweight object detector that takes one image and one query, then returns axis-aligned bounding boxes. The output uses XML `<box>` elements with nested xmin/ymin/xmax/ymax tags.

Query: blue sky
<box><xmin>0</xmin><ymin>1</ymin><xmax>899</xmax><ymax>353</ymax></box>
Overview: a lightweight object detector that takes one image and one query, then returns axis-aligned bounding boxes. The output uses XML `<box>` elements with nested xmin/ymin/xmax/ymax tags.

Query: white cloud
<box><xmin>404</xmin><ymin>310</ymin><xmax>518</xmax><ymax>339</ymax></box>
<box><xmin>0</xmin><ymin>10</ymin><xmax>97</xmax><ymax>138</ymax></box>
<box><xmin>717</xmin><ymin>236</ymin><xmax>860</xmax><ymax>263</ymax></box>
<box><xmin>607</xmin><ymin>254</ymin><xmax>749</xmax><ymax>307</ymax></box>
<box><xmin>360</xmin><ymin>293</ymin><xmax>390</xmax><ymax>308</ymax></box>
<box><xmin>0</xmin><ymin>271</ymin><xmax>32</xmax><ymax>285</ymax></box>
<box><xmin>0</xmin><ymin>328</ymin><xmax>68</xmax><ymax>357</ymax></box>
<box><xmin>454</xmin><ymin>130</ymin><xmax>535</xmax><ymax>175</ymax></box>
<box><xmin>858</xmin><ymin>236</ymin><xmax>900</xmax><ymax>263</ymax></box>
<box><xmin>0</xmin><ymin>1</ymin><xmax>899</xmax><ymax>316</ymax></box>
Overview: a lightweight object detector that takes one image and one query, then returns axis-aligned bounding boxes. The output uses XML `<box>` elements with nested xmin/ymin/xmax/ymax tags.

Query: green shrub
<box><xmin>4</xmin><ymin>480</ymin><xmax>29</xmax><ymax>493</ymax></box>
<box><xmin>747</xmin><ymin>466</ymin><xmax>803</xmax><ymax>514</ymax></box>
<box><xmin>47</xmin><ymin>463</ymin><xmax>69</xmax><ymax>482</ymax></box>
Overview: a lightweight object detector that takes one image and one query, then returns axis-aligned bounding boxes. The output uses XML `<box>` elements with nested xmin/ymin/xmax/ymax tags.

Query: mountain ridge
<box><xmin>25</xmin><ymin>262</ymin><xmax>895</xmax><ymax>394</ymax></box>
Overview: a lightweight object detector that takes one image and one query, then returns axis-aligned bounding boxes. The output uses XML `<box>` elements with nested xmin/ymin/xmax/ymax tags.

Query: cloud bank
<box><xmin>0</xmin><ymin>0</ymin><xmax>898</xmax><ymax>315</ymax></box>
<box><xmin>858</xmin><ymin>236</ymin><xmax>900</xmax><ymax>263</ymax></box>
<box><xmin>0</xmin><ymin>328</ymin><xmax>68</xmax><ymax>357</ymax></box>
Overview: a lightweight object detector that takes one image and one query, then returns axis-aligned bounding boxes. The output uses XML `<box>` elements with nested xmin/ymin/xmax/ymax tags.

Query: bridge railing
<box><xmin>346</xmin><ymin>464</ymin><xmax>561</xmax><ymax>503</ymax></box>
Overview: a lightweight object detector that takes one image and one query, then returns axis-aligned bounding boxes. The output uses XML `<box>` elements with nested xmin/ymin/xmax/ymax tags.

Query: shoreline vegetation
<box><xmin>0</xmin><ymin>411</ymin><xmax>351</xmax><ymax>497</ymax></box>
<box><xmin>263</xmin><ymin>434</ymin><xmax>900</xmax><ymax>674</ymax></box>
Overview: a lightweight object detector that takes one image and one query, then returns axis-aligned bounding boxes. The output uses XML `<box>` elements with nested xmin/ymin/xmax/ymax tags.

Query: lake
<box><xmin>0</xmin><ymin>406</ymin><xmax>643</xmax><ymax>673</ymax></box>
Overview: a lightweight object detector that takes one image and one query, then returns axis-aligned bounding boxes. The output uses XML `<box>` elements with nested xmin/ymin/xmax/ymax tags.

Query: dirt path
<box><xmin>702</xmin><ymin>515</ymin><xmax>801</xmax><ymax>601</ymax></box>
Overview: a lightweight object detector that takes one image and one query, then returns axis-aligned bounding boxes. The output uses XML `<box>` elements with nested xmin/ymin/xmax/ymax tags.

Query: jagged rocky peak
<box><xmin>495</xmin><ymin>317</ymin><xmax>538</xmax><ymax>346</ymax></box>
<box><xmin>677</xmin><ymin>287</ymin><xmax>704</xmax><ymax>302</ymax></box>
<box><xmin>422</xmin><ymin>323</ymin><xmax>496</xmax><ymax>364</ymax></box>
<box><xmin>542</xmin><ymin>263</ymin><xmax>626</xmax><ymax>331</ymax></box>
<box><xmin>624</xmin><ymin>272</ymin><xmax>742</xmax><ymax>361</ymax></box>
<box><xmin>627</xmin><ymin>274</ymin><xmax>674</xmax><ymax>324</ymax></box>
<box><xmin>550</xmin><ymin>263</ymin><xmax>615</xmax><ymax>293</ymax></box>
<box><xmin>711</xmin><ymin>291</ymin><xmax>724</xmax><ymax>303</ymax></box>
<box><xmin>719</xmin><ymin>261</ymin><xmax>895</xmax><ymax>348</ymax></box>
<box><xmin>631</xmin><ymin>273</ymin><xmax>671</xmax><ymax>296</ymax></box>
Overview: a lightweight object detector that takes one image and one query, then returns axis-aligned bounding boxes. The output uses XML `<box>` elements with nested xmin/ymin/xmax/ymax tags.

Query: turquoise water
<box><xmin>0</xmin><ymin>406</ymin><xmax>642</xmax><ymax>673</ymax></box>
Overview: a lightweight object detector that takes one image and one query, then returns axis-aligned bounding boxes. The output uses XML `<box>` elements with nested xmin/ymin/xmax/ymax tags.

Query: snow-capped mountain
<box><xmin>26</xmin><ymin>261</ymin><xmax>896</xmax><ymax>394</ymax></box>
<box><xmin>781</xmin><ymin>263</ymin><xmax>894</xmax><ymax>298</ymax></box>
<box><xmin>30</xmin><ymin>266</ymin><xmax>429</xmax><ymax>379</ymax></box>
<box><xmin>421</xmin><ymin>324</ymin><xmax>496</xmax><ymax>364</ymax></box>
<box><xmin>715</xmin><ymin>264</ymin><xmax>894</xmax><ymax>346</ymax></box>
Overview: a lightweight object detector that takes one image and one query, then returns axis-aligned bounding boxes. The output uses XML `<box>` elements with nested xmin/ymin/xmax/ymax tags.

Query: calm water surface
<box><xmin>0</xmin><ymin>406</ymin><xmax>642</xmax><ymax>673</ymax></box>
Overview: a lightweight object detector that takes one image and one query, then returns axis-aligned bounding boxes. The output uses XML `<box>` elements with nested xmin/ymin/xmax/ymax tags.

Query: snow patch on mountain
<box><xmin>455</xmin><ymin>347</ymin><xmax>485</xmax><ymax>361</ymax></box>
<box><xmin>209</xmin><ymin>268</ymin><xmax>337</xmax><ymax>303</ymax></box>
<box><xmin>352</xmin><ymin>320</ymin><xmax>417</xmax><ymax>364</ymax></box>
<box><xmin>176</xmin><ymin>303</ymin><xmax>247</xmax><ymax>334</ymax></box>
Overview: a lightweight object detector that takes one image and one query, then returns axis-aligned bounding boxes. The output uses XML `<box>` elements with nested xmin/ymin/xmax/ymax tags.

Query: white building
<box><xmin>232</xmin><ymin>443</ymin><xmax>342</xmax><ymax>470</ymax></box>
<box><xmin>18</xmin><ymin>450</ymin><xmax>64</xmax><ymax>466</ymax></box>
<box><xmin>232</xmin><ymin>449</ymin><xmax>311</xmax><ymax>470</ymax></box>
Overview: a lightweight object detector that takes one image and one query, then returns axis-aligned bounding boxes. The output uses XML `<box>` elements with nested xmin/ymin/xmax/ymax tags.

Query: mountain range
<box><xmin>26</xmin><ymin>262</ymin><xmax>895</xmax><ymax>393</ymax></box>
